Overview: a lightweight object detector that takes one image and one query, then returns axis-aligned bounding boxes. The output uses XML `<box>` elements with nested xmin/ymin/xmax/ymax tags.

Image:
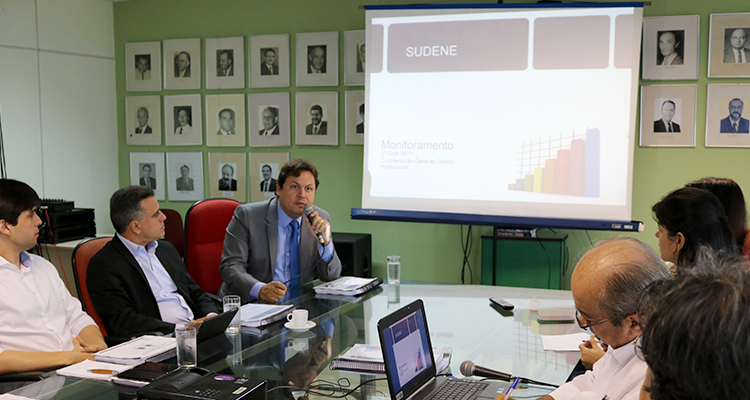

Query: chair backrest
<box><xmin>184</xmin><ymin>198</ymin><xmax>240</xmax><ymax>294</ymax></box>
<box><xmin>71</xmin><ymin>237</ymin><xmax>113</xmax><ymax>337</ymax></box>
<box><xmin>161</xmin><ymin>208</ymin><xmax>184</xmax><ymax>258</ymax></box>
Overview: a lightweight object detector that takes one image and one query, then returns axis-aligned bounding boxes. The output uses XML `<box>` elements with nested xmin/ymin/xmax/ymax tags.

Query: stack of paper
<box><xmin>93</xmin><ymin>335</ymin><xmax>176</xmax><ymax>365</ymax></box>
<box><xmin>329</xmin><ymin>343</ymin><xmax>449</xmax><ymax>375</ymax></box>
<box><xmin>314</xmin><ymin>277</ymin><xmax>383</xmax><ymax>297</ymax></box>
<box><xmin>240</xmin><ymin>303</ymin><xmax>295</xmax><ymax>328</ymax></box>
<box><xmin>57</xmin><ymin>359</ymin><xmax>133</xmax><ymax>381</ymax></box>
<box><xmin>541</xmin><ymin>332</ymin><xmax>592</xmax><ymax>351</ymax></box>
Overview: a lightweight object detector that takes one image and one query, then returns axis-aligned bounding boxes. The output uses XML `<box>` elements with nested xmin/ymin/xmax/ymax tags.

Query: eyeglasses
<box><xmin>633</xmin><ymin>336</ymin><xmax>644</xmax><ymax>361</ymax></box>
<box><xmin>575</xmin><ymin>309</ymin><xmax>610</xmax><ymax>330</ymax></box>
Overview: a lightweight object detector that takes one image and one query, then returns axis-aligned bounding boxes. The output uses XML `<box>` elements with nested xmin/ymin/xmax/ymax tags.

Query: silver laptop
<box><xmin>377</xmin><ymin>299</ymin><xmax>508</xmax><ymax>400</ymax></box>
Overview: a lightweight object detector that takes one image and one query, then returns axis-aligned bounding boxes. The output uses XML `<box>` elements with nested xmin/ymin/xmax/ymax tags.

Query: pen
<box><xmin>503</xmin><ymin>376</ymin><xmax>520</xmax><ymax>399</ymax></box>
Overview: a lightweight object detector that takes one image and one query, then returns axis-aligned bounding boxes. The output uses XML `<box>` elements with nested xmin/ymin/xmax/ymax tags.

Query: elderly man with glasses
<box><xmin>516</xmin><ymin>237</ymin><xmax>671</xmax><ymax>400</ymax></box>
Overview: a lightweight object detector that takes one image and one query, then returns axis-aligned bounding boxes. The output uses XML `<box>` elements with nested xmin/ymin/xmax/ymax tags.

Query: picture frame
<box><xmin>163</xmin><ymin>38</ymin><xmax>201</xmax><ymax>90</ymax></box>
<box><xmin>129</xmin><ymin>152</ymin><xmax>165</xmax><ymax>200</ymax></box>
<box><xmin>249</xmin><ymin>34</ymin><xmax>290</xmax><ymax>88</ymax></box>
<box><xmin>345</xmin><ymin>90</ymin><xmax>365</xmax><ymax>145</ymax></box>
<box><xmin>295</xmin><ymin>32</ymin><xmax>339</xmax><ymax>87</ymax></box>
<box><xmin>709</xmin><ymin>13</ymin><xmax>750</xmax><ymax>78</ymax></box>
<box><xmin>248</xmin><ymin>93</ymin><xmax>291</xmax><ymax>147</ymax></box>
<box><xmin>642</xmin><ymin>16</ymin><xmax>700</xmax><ymax>80</ymax></box>
<box><xmin>639</xmin><ymin>85</ymin><xmax>696</xmax><ymax>147</ymax></box>
<box><xmin>205</xmin><ymin>36</ymin><xmax>245</xmax><ymax>89</ymax></box>
<box><xmin>166</xmin><ymin>152</ymin><xmax>204</xmax><ymax>201</ymax></box>
<box><xmin>295</xmin><ymin>92</ymin><xmax>338</xmax><ymax>146</ymax></box>
<box><xmin>208</xmin><ymin>152</ymin><xmax>247</xmax><ymax>202</ymax></box>
<box><xmin>344</xmin><ymin>30</ymin><xmax>365</xmax><ymax>86</ymax></box>
<box><xmin>164</xmin><ymin>94</ymin><xmax>203</xmax><ymax>146</ymax></box>
<box><xmin>249</xmin><ymin>152</ymin><xmax>289</xmax><ymax>202</ymax></box>
<box><xmin>126</xmin><ymin>41</ymin><xmax>162</xmax><ymax>92</ymax></box>
<box><xmin>205</xmin><ymin>94</ymin><xmax>246</xmax><ymax>147</ymax></box>
<box><xmin>706</xmin><ymin>84</ymin><xmax>750</xmax><ymax>147</ymax></box>
<box><xmin>125</xmin><ymin>96</ymin><xmax>162</xmax><ymax>145</ymax></box>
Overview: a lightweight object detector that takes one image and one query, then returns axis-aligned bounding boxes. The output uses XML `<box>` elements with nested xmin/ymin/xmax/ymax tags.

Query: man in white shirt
<box><xmin>305</xmin><ymin>105</ymin><xmax>327</xmax><ymax>135</ymax></box>
<box><xmin>259</xmin><ymin>107</ymin><xmax>280</xmax><ymax>136</ymax></box>
<box><xmin>0</xmin><ymin>179</ymin><xmax>106</xmax><ymax>375</ymax></box>
<box><xmin>504</xmin><ymin>237</ymin><xmax>670</xmax><ymax>400</ymax></box>
<box><xmin>217</xmin><ymin>50</ymin><xmax>233</xmax><ymax>77</ymax></box>
<box><xmin>307</xmin><ymin>46</ymin><xmax>326</xmax><ymax>74</ymax></box>
<box><xmin>135</xmin><ymin>55</ymin><xmax>151</xmax><ymax>80</ymax></box>
<box><xmin>87</xmin><ymin>186</ymin><xmax>219</xmax><ymax>335</ymax></box>
<box><xmin>216</xmin><ymin>108</ymin><xmax>236</xmax><ymax>135</ymax></box>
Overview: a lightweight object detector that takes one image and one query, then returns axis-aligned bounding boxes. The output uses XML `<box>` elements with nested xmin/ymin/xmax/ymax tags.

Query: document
<box><xmin>541</xmin><ymin>332</ymin><xmax>591</xmax><ymax>351</ymax></box>
<box><xmin>57</xmin><ymin>359</ymin><xmax>133</xmax><ymax>381</ymax></box>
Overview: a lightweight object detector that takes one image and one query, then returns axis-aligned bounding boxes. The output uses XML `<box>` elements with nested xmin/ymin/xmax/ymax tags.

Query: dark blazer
<box><xmin>720</xmin><ymin>116</ymin><xmax>750</xmax><ymax>133</ymax></box>
<box><xmin>176</xmin><ymin>177</ymin><xmax>194</xmax><ymax>191</ymax></box>
<box><xmin>219</xmin><ymin>179</ymin><xmax>237</xmax><ymax>191</ymax></box>
<box><xmin>87</xmin><ymin>236</ymin><xmax>219</xmax><ymax>335</ymax></box>
<box><xmin>261</xmin><ymin>63</ymin><xmax>278</xmax><ymax>75</ymax></box>
<box><xmin>218</xmin><ymin>197</ymin><xmax>341</xmax><ymax>301</ymax></box>
<box><xmin>136</xmin><ymin>125</ymin><xmax>152</xmax><ymax>134</ymax></box>
<box><xmin>724</xmin><ymin>47</ymin><xmax>750</xmax><ymax>63</ymax></box>
<box><xmin>307</xmin><ymin>63</ymin><xmax>326</xmax><ymax>74</ymax></box>
<box><xmin>356</xmin><ymin>122</ymin><xmax>364</xmax><ymax>134</ymax></box>
<box><xmin>259</xmin><ymin>125</ymin><xmax>280</xmax><ymax>136</ymax></box>
<box><xmin>653</xmin><ymin>119</ymin><xmax>680</xmax><ymax>133</ymax></box>
<box><xmin>140</xmin><ymin>177</ymin><xmax>156</xmax><ymax>189</ymax></box>
<box><xmin>259</xmin><ymin>178</ymin><xmax>277</xmax><ymax>192</ymax></box>
<box><xmin>305</xmin><ymin>122</ymin><xmax>328</xmax><ymax>135</ymax></box>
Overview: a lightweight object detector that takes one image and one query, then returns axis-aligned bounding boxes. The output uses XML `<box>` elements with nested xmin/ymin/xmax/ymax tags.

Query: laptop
<box><xmin>377</xmin><ymin>299</ymin><xmax>508</xmax><ymax>400</ymax></box>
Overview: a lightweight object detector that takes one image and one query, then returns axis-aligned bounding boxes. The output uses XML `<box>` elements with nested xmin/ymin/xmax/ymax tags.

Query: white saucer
<box><xmin>285</xmin><ymin>320</ymin><xmax>316</xmax><ymax>332</ymax></box>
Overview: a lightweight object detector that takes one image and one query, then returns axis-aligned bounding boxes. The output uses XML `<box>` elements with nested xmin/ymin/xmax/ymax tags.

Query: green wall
<box><xmin>114</xmin><ymin>0</ymin><xmax>750</xmax><ymax>289</ymax></box>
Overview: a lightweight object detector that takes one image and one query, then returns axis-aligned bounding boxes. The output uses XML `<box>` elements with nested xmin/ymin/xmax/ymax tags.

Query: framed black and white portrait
<box><xmin>205</xmin><ymin>94</ymin><xmax>245</xmax><ymax>147</ymax></box>
<box><xmin>249</xmin><ymin>152</ymin><xmax>288</xmax><ymax>202</ymax></box>
<box><xmin>125</xmin><ymin>96</ymin><xmax>162</xmax><ymax>145</ymax></box>
<box><xmin>248</xmin><ymin>93</ymin><xmax>290</xmax><ymax>147</ymax></box>
<box><xmin>165</xmin><ymin>94</ymin><xmax>202</xmax><ymax>145</ymax></box>
<box><xmin>129</xmin><ymin>152</ymin><xmax>165</xmax><ymax>201</ymax></box>
<box><xmin>639</xmin><ymin>85</ymin><xmax>696</xmax><ymax>147</ymax></box>
<box><xmin>167</xmin><ymin>152</ymin><xmax>204</xmax><ymax>201</ymax></box>
<box><xmin>345</xmin><ymin>90</ymin><xmax>365</xmax><ymax>145</ymax></box>
<box><xmin>206</xmin><ymin>36</ymin><xmax>244</xmax><ymax>89</ymax></box>
<box><xmin>709</xmin><ymin>14</ymin><xmax>750</xmax><ymax>78</ymax></box>
<box><xmin>208</xmin><ymin>152</ymin><xmax>247</xmax><ymax>202</ymax></box>
<box><xmin>126</xmin><ymin>41</ymin><xmax>161</xmax><ymax>91</ymax></box>
<box><xmin>296</xmin><ymin>32</ymin><xmax>339</xmax><ymax>87</ymax></box>
<box><xmin>344</xmin><ymin>30</ymin><xmax>365</xmax><ymax>86</ymax></box>
<box><xmin>642</xmin><ymin>16</ymin><xmax>699</xmax><ymax>80</ymax></box>
<box><xmin>706</xmin><ymin>84</ymin><xmax>750</xmax><ymax>147</ymax></box>
<box><xmin>163</xmin><ymin>38</ymin><xmax>201</xmax><ymax>90</ymax></box>
<box><xmin>249</xmin><ymin>34</ymin><xmax>290</xmax><ymax>88</ymax></box>
<box><xmin>295</xmin><ymin>92</ymin><xmax>338</xmax><ymax>146</ymax></box>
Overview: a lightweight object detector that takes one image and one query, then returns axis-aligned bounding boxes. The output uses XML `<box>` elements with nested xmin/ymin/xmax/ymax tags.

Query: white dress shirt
<box><xmin>548</xmin><ymin>340</ymin><xmax>646</xmax><ymax>400</ymax></box>
<box><xmin>117</xmin><ymin>233</ymin><xmax>194</xmax><ymax>325</ymax></box>
<box><xmin>0</xmin><ymin>252</ymin><xmax>97</xmax><ymax>354</ymax></box>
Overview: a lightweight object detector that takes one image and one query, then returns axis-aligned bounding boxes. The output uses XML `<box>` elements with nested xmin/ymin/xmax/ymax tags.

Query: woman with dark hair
<box><xmin>685</xmin><ymin>177</ymin><xmax>750</xmax><ymax>255</ymax></box>
<box><xmin>652</xmin><ymin>187</ymin><xmax>738</xmax><ymax>269</ymax></box>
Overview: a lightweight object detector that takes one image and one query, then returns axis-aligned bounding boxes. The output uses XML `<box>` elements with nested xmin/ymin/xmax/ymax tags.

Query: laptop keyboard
<box><xmin>423</xmin><ymin>378</ymin><xmax>489</xmax><ymax>400</ymax></box>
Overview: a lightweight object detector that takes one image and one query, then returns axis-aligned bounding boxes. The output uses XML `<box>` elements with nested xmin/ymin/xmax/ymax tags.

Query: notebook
<box><xmin>377</xmin><ymin>299</ymin><xmax>508</xmax><ymax>400</ymax></box>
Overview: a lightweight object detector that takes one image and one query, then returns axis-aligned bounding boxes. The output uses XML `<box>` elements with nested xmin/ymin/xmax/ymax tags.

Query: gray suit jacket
<box><xmin>218</xmin><ymin>197</ymin><xmax>341</xmax><ymax>301</ymax></box>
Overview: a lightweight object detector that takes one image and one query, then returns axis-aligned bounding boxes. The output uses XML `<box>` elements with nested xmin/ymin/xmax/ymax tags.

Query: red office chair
<box><xmin>184</xmin><ymin>199</ymin><xmax>240</xmax><ymax>294</ymax></box>
<box><xmin>71</xmin><ymin>237</ymin><xmax>113</xmax><ymax>337</ymax></box>
<box><xmin>161</xmin><ymin>208</ymin><xmax>184</xmax><ymax>258</ymax></box>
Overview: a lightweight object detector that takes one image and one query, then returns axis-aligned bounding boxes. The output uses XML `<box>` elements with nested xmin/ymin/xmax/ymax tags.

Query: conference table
<box><xmin>9</xmin><ymin>282</ymin><xmax>581</xmax><ymax>400</ymax></box>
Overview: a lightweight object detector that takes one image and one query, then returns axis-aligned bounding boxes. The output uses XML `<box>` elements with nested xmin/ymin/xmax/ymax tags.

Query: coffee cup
<box><xmin>287</xmin><ymin>309</ymin><xmax>309</xmax><ymax>328</ymax></box>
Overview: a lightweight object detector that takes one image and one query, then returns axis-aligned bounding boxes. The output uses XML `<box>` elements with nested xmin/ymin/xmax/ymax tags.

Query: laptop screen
<box><xmin>378</xmin><ymin>300</ymin><xmax>436</xmax><ymax>399</ymax></box>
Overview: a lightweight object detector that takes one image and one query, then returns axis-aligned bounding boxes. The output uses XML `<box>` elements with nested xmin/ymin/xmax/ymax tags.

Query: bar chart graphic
<box><xmin>508</xmin><ymin>128</ymin><xmax>600</xmax><ymax>198</ymax></box>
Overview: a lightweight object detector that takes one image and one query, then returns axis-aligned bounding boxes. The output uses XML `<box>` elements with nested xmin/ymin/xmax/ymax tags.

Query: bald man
<box><xmin>518</xmin><ymin>237</ymin><xmax>671</xmax><ymax>400</ymax></box>
<box><xmin>724</xmin><ymin>28</ymin><xmax>750</xmax><ymax>63</ymax></box>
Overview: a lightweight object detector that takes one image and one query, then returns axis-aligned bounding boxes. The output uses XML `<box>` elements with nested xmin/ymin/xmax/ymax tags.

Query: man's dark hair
<box><xmin>110</xmin><ymin>186</ymin><xmax>154</xmax><ymax>235</ymax></box>
<box><xmin>652</xmin><ymin>187</ymin><xmax>737</xmax><ymax>267</ymax></box>
<box><xmin>264</xmin><ymin>48</ymin><xmax>276</xmax><ymax>57</ymax></box>
<box><xmin>277</xmin><ymin>158</ymin><xmax>319</xmax><ymax>189</ymax></box>
<box><xmin>359</xmin><ymin>103</ymin><xmax>365</xmax><ymax>114</ymax></box>
<box><xmin>219</xmin><ymin>108</ymin><xmax>235</xmax><ymax>120</ymax></box>
<box><xmin>661</xmin><ymin>100</ymin><xmax>676</xmax><ymax>109</ymax></box>
<box><xmin>639</xmin><ymin>258</ymin><xmax>750</xmax><ymax>400</ymax></box>
<box><xmin>262</xmin><ymin>164</ymin><xmax>272</xmax><ymax>172</ymax></box>
<box><xmin>180</xmin><ymin>165</ymin><xmax>190</xmax><ymax>172</ymax></box>
<box><xmin>310</xmin><ymin>105</ymin><xmax>323</xmax><ymax>116</ymax></box>
<box><xmin>0</xmin><ymin>179</ymin><xmax>41</xmax><ymax>225</ymax></box>
<box><xmin>177</xmin><ymin>51</ymin><xmax>191</xmax><ymax>63</ymax></box>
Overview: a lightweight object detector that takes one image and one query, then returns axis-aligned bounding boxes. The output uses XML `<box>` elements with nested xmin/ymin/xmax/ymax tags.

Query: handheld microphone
<box><xmin>303</xmin><ymin>205</ymin><xmax>326</xmax><ymax>245</ymax></box>
<box><xmin>460</xmin><ymin>360</ymin><xmax>512</xmax><ymax>381</ymax></box>
<box><xmin>459</xmin><ymin>360</ymin><xmax>560</xmax><ymax>388</ymax></box>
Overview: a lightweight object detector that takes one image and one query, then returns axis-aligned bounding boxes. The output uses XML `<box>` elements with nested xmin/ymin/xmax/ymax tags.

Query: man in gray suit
<box><xmin>724</xmin><ymin>28</ymin><xmax>750</xmax><ymax>63</ymax></box>
<box><xmin>219</xmin><ymin>158</ymin><xmax>341</xmax><ymax>302</ymax></box>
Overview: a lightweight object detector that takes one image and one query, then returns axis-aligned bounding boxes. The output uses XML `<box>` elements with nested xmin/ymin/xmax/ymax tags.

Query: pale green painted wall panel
<box><xmin>0</xmin><ymin>0</ymin><xmax>37</xmax><ymax>49</ymax></box>
<box><xmin>113</xmin><ymin>0</ymin><xmax>750</xmax><ymax>288</ymax></box>
<box><xmin>37</xmin><ymin>0</ymin><xmax>115</xmax><ymax>57</ymax></box>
